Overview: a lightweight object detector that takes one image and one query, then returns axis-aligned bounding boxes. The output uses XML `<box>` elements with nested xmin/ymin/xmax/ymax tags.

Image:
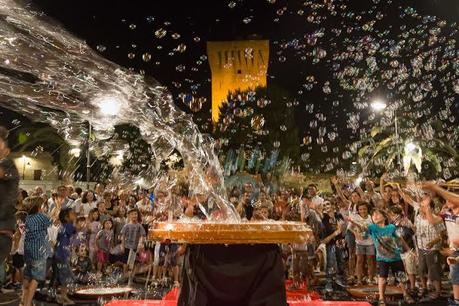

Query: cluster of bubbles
<box><xmin>2</xmin><ymin>0</ymin><xmax>459</xmax><ymax>187</ymax></box>
<box><xmin>216</xmin><ymin>0</ymin><xmax>459</xmax><ymax>176</ymax></box>
<box><xmin>0</xmin><ymin>0</ymin><xmax>239</xmax><ymax>220</ymax></box>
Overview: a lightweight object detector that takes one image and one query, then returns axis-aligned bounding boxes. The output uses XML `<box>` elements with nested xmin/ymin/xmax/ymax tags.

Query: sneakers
<box><xmin>335</xmin><ymin>278</ymin><xmax>348</xmax><ymax>288</ymax></box>
<box><xmin>0</xmin><ymin>287</ymin><xmax>15</xmax><ymax>294</ymax></box>
<box><xmin>5</xmin><ymin>282</ymin><xmax>22</xmax><ymax>291</ymax></box>
<box><xmin>448</xmin><ymin>298</ymin><xmax>459</xmax><ymax>306</ymax></box>
<box><xmin>56</xmin><ymin>294</ymin><xmax>75</xmax><ymax>306</ymax></box>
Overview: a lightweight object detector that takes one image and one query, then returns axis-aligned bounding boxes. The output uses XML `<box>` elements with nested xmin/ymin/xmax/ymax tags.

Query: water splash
<box><xmin>0</xmin><ymin>0</ymin><xmax>238</xmax><ymax>220</ymax></box>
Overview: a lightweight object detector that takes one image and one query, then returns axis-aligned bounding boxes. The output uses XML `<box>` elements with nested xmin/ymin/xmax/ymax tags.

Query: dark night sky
<box><xmin>1</xmin><ymin>0</ymin><xmax>458</xmax><ymax>173</ymax></box>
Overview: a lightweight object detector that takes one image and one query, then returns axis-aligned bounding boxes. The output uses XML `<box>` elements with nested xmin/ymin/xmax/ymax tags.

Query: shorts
<box><xmin>345</xmin><ymin>230</ymin><xmax>356</xmax><ymax>250</ymax></box>
<box><xmin>52</xmin><ymin>259</ymin><xmax>74</xmax><ymax>286</ymax></box>
<box><xmin>96</xmin><ymin>250</ymin><xmax>109</xmax><ymax>264</ymax></box>
<box><xmin>356</xmin><ymin>244</ymin><xmax>375</xmax><ymax>256</ymax></box>
<box><xmin>109</xmin><ymin>248</ymin><xmax>130</xmax><ymax>264</ymax></box>
<box><xmin>24</xmin><ymin>258</ymin><xmax>47</xmax><ymax>281</ymax></box>
<box><xmin>418</xmin><ymin>249</ymin><xmax>441</xmax><ymax>281</ymax></box>
<box><xmin>377</xmin><ymin>260</ymin><xmax>405</xmax><ymax>278</ymax></box>
<box><xmin>401</xmin><ymin>251</ymin><xmax>417</xmax><ymax>275</ymax></box>
<box><xmin>12</xmin><ymin>253</ymin><xmax>24</xmax><ymax>269</ymax></box>
<box><xmin>159</xmin><ymin>243</ymin><xmax>178</xmax><ymax>267</ymax></box>
<box><xmin>450</xmin><ymin>250</ymin><xmax>459</xmax><ymax>285</ymax></box>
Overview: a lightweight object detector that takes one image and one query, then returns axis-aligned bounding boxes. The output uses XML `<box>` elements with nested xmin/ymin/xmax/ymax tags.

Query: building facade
<box><xmin>207</xmin><ymin>40</ymin><xmax>269</xmax><ymax>122</ymax></box>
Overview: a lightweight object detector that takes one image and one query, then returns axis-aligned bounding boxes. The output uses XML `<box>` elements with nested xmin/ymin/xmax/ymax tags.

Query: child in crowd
<box><xmin>360</xmin><ymin>209</ymin><xmax>414</xmax><ymax>305</ymax></box>
<box><xmin>52</xmin><ymin>208</ymin><xmax>76</xmax><ymax>305</ymax></box>
<box><xmin>22</xmin><ymin>196</ymin><xmax>52</xmax><ymax>306</ymax></box>
<box><xmin>81</xmin><ymin>190</ymin><xmax>98</xmax><ymax>217</ymax></box>
<box><xmin>320</xmin><ymin>200</ymin><xmax>347</xmax><ymax>292</ymax></box>
<box><xmin>97</xmin><ymin>201</ymin><xmax>110</xmax><ymax>223</ymax></box>
<box><xmin>87</xmin><ymin>208</ymin><xmax>101</xmax><ymax>266</ymax></box>
<box><xmin>71</xmin><ymin>216</ymin><xmax>88</xmax><ymax>260</ymax></box>
<box><xmin>96</xmin><ymin>219</ymin><xmax>114</xmax><ymax>272</ymax></box>
<box><xmin>120</xmin><ymin>209</ymin><xmax>146</xmax><ymax>274</ymax></box>
<box><xmin>158</xmin><ymin>241</ymin><xmax>180</xmax><ymax>286</ymax></box>
<box><xmin>74</xmin><ymin>244</ymin><xmax>91</xmax><ymax>285</ymax></box>
<box><xmin>348</xmin><ymin>202</ymin><xmax>375</xmax><ymax>285</ymax></box>
<box><xmin>9</xmin><ymin>211</ymin><xmax>26</xmax><ymax>289</ymax></box>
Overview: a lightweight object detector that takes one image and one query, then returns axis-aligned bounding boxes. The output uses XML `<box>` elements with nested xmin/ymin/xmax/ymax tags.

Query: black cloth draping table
<box><xmin>178</xmin><ymin>244</ymin><xmax>287</xmax><ymax>306</ymax></box>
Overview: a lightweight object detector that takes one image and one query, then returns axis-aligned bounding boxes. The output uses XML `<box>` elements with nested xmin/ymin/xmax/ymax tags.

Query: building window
<box><xmin>237</xmin><ymin>69</ymin><xmax>242</xmax><ymax>74</ymax></box>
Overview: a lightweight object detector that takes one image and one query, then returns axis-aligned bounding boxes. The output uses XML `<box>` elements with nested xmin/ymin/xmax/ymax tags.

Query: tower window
<box><xmin>237</xmin><ymin>69</ymin><xmax>242</xmax><ymax>74</ymax></box>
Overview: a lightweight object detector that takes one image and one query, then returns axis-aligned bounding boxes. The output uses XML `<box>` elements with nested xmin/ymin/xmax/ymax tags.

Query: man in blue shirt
<box><xmin>0</xmin><ymin>126</ymin><xmax>19</xmax><ymax>290</ymax></box>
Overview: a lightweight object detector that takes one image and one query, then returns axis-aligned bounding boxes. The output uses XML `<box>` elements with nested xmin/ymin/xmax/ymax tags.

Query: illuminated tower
<box><xmin>207</xmin><ymin>40</ymin><xmax>269</xmax><ymax>122</ymax></box>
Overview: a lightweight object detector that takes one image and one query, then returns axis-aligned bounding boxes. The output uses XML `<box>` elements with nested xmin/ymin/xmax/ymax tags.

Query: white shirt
<box><xmin>442</xmin><ymin>210</ymin><xmax>459</xmax><ymax>250</ymax></box>
<box><xmin>311</xmin><ymin>195</ymin><xmax>324</xmax><ymax>206</ymax></box>
<box><xmin>47</xmin><ymin>224</ymin><xmax>59</xmax><ymax>258</ymax></box>
<box><xmin>349</xmin><ymin>213</ymin><xmax>373</xmax><ymax>246</ymax></box>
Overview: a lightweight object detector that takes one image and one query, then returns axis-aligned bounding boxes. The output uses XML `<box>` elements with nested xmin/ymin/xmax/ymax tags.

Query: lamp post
<box><xmin>370</xmin><ymin>99</ymin><xmax>402</xmax><ymax>173</ymax></box>
<box><xmin>21</xmin><ymin>155</ymin><xmax>27</xmax><ymax>180</ymax></box>
<box><xmin>86</xmin><ymin>122</ymin><xmax>91</xmax><ymax>190</ymax></box>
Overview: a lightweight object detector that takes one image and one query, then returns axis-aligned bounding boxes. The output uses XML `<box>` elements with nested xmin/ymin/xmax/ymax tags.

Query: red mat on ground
<box><xmin>284</xmin><ymin>280</ymin><xmax>321</xmax><ymax>301</ymax></box>
<box><xmin>106</xmin><ymin>280</ymin><xmax>370</xmax><ymax>305</ymax></box>
<box><xmin>106</xmin><ymin>301</ymin><xmax>371</xmax><ymax>306</ymax></box>
<box><xmin>162</xmin><ymin>281</ymin><xmax>322</xmax><ymax>302</ymax></box>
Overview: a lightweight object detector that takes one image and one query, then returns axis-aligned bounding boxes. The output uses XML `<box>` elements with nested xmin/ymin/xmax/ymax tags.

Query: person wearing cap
<box><xmin>0</xmin><ymin>126</ymin><xmax>19</xmax><ymax>289</ymax></box>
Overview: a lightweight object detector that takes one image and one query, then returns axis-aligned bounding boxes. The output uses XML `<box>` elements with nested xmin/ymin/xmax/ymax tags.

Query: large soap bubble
<box><xmin>0</xmin><ymin>0</ymin><xmax>239</xmax><ymax>221</ymax></box>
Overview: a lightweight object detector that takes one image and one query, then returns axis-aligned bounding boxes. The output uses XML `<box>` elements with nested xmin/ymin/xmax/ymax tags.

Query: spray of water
<box><xmin>0</xmin><ymin>0</ymin><xmax>239</xmax><ymax>221</ymax></box>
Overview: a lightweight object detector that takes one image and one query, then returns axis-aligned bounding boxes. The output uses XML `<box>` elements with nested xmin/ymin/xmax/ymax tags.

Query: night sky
<box><xmin>1</xmin><ymin>0</ymin><xmax>458</xmax><ymax>175</ymax></box>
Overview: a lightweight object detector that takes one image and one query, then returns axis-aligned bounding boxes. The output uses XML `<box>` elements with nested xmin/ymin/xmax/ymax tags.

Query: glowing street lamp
<box><xmin>405</xmin><ymin>142</ymin><xmax>417</xmax><ymax>153</ymax></box>
<box><xmin>98</xmin><ymin>97</ymin><xmax>121</xmax><ymax>116</ymax></box>
<box><xmin>371</xmin><ymin>99</ymin><xmax>387</xmax><ymax>112</ymax></box>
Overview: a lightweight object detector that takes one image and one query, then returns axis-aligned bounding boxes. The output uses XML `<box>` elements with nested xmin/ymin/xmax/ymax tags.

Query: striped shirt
<box><xmin>441</xmin><ymin>210</ymin><xmax>459</xmax><ymax>250</ymax></box>
<box><xmin>415</xmin><ymin>215</ymin><xmax>445</xmax><ymax>250</ymax></box>
<box><xmin>24</xmin><ymin>213</ymin><xmax>51</xmax><ymax>260</ymax></box>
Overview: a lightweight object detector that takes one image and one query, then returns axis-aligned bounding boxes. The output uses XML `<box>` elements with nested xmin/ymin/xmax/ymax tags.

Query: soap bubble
<box><xmin>142</xmin><ymin>53</ymin><xmax>152</xmax><ymax>62</ymax></box>
<box><xmin>155</xmin><ymin>28</ymin><xmax>167</xmax><ymax>38</ymax></box>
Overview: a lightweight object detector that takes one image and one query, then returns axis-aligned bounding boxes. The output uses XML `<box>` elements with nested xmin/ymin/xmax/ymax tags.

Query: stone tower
<box><xmin>207</xmin><ymin>40</ymin><xmax>269</xmax><ymax>122</ymax></box>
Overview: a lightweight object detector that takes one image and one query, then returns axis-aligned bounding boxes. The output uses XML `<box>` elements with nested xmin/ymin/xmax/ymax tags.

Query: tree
<box><xmin>357</xmin><ymin>123</ymin><xmax>459</xmax><ymax>179</ymax></box>
<box><xmin>214</xmin><ymin>84</ymin><xmax>300</xmax><ymax>174</ymax></box>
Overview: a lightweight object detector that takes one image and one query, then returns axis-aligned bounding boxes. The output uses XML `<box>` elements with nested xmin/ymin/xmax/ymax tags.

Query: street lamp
<box><xmin>370</xmin><ymin>98</ymin><xmax>402</xmax><ymax>172</ymax></box>
<box><xmin>405</xmin><ymin>141</ymin><xmax>416</xmax><ymax>153</ymax></box>
<box><xmin>98</xmin><ymin>96</ymin><xmax>121</xmax><ymax>116</ymax></box>
<box><xmin>21</xmin><ymin>155</ymin><xmax>27</xmax><ymax>180</ymax></box>
<box><xmin>370</xmin><ymin>99</ymin><xmax>387</xmax><ymax>112</ymax></box>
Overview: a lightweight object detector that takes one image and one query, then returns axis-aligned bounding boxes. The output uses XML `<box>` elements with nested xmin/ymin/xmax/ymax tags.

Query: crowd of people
<box><xmin>2</xmin><ymin>126</ymin><xmax>459</xmax><ymax>306</ymax></box>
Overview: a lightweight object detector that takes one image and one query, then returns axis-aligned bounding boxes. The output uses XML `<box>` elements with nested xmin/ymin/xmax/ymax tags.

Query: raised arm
<box><xmin>355</xmin><ymin>184</ymin><xmax>368</xmax><ymax>201</ymax></box>
<box><xmin>331</xmin><ymin>176</ymin><xmax>351</xmax><ymax>205</ymax></box>
<box><xmin>397</xmin><ymin>186</ymin><xmax>416</xmax><ymax>207</ymax></box>
<box><xmin>379</xmin><ymin>173</ymin><xmax>390</xmax><ymax>202</ymax></box>
<box><xmin>423</xmin><ymin>182</ymin><xmax>459</xmax><ymax>207</ymax></box>
<box><xmin>420</xmin><ymin>195</ymin><xmax>443</xmax><ymax>225</ymax></box>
